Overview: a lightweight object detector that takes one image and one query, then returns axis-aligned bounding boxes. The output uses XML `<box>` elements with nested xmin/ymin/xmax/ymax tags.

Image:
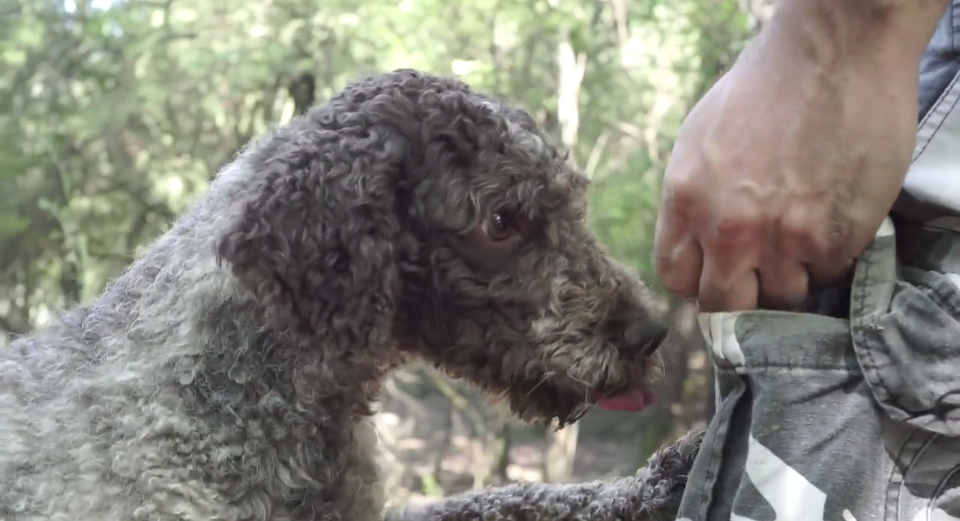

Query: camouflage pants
<box><xmin>676</xmin><ymin>6</ymin><xmax>960</xmax><ymax>520</ymax></box>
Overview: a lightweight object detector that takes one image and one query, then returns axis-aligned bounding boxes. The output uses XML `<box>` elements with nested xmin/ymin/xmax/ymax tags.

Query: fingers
<box><xmin>656</xmin><ymin>204</ymin><xmax>762</xmax><ymax>311</ymax></box>
<box><xmin>697</xmin><ymin>257</ymin><xmax>760</xmax><ymax>313</ymax></box>
<box><xmin>696</xmin><ymin>252</ymin><xmax>854</xmax><ymax>313</ymax></box>
<box><xmin>779</xmin><ymin>210</ymin><xmax>854</xmax><ymax>292</ymax></box>
<box><xmin>654</xmin><ymin>212</ymin><xmax>704</xmax><ymax>298</ymax></box>
<box><xmin>807</xmin><ymin>257</ymin><xmax>856</xmax><ymax>291</ymax></box>
<box><xmin>803</xmin><ymin>216</ymin><xmax>865</xmax><ymax>290</ymax></box>
<box><xmin>693</xmin><ymin>215</ymin><xmax>763</xmax><ymax>312</ymax></box>
<box><xmin>655</xmin><ymin>239</ymin><xmax>704</xmax><ymax>298</ymax></box>
<box><xmin>654</xmin><ymin>181</ymin><xmax>856</xmax><ymax>312</ymax></box>
<box><xmin>690</xmin><ymin>208</ymin><xmax>859</xmax><ymax>312</ymax></box>
<box><xmin>757</xmin><ymin>262</ymin><xmax>810</xmax><ymax>311</ymax></box>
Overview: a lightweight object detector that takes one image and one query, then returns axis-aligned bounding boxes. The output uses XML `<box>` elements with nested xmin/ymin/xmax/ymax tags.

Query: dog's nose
<box><xmin>624</xmin><ymin>318</ymin><xmax>669</xmax><ymax>357</ymax></box>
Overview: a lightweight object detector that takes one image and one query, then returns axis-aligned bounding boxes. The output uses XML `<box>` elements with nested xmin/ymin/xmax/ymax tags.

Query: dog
<box><xmin>0</xmin><ymin>69</ymin><xmax>672</xmax><ymax>521</ymax></box>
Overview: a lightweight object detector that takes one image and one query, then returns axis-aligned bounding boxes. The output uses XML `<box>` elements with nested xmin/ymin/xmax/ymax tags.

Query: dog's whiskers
<box><xmin>526</xmin><ymin>372</ymin><xmax>555</xmax><ymax>397</ymax></box>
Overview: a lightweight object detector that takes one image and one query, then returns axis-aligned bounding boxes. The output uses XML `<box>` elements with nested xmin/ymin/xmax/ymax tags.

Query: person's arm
<box><xmin>654</xmin><ymin>0</ymin><xmax>951</xmax><ymax>311</ymax></box>
<box><xmin>756</xmin><ymin>0</ymin><xmax>949</xmax><ymax>83</ymax></box>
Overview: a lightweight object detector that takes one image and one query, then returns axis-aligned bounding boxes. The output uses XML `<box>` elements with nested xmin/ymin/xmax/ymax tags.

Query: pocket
<box><xmin>676</xmin><ymin>218</ymin><xmax>960</xmax><ymax>521</ymax></box>
<box><xmin>852</xmin><ymin>233</ymin><xmax>960</xmax><ymax>437</ymax></box>
<box><xmin>846</xmin><ymin>219</ymin><xmax>960</xmax><ymax>521</ymax></box>
<box><xmin>675</xmin><ymin>311</ymin><xmax>891</xmax><ymax>521</ymax></box>
<box><xmin>865</xmin><ymin>30</ymin><xmax>960</xmax><ymax>436</ymax></box>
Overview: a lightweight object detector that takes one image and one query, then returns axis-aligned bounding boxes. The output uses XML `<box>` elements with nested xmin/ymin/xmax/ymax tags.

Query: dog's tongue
<box><xmin>596</xmin><ymin>387</ymin><xmax>655</xmax><ymax>412</ymax></box>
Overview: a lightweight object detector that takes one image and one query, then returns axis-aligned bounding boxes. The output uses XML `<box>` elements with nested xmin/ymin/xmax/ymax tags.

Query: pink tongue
<box><xmin>596</xmin><ymin>388</ymin><xmax>655</xmax><ymax>412</ymax></box>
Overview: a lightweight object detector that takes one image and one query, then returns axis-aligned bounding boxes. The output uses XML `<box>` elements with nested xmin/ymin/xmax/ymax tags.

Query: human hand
<box><xmin>653</xmin><ymin>28</ymin><xmax>921</xmax><ymax>312</ymax></box>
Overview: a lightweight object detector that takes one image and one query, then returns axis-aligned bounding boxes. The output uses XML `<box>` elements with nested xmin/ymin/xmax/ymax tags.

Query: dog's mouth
<box><xmin>582</xmin><ymin>325</ymin><xmax>667</xmax><ymax>415</ymax></box>
<box><xmin>553</xmin><ymin>382</ymin><xmax>655</xmax><ymax>429</ymax></box>
<box><xmin>591</xmin><ymin>321</ymin><xmax>667</xmax><ymax>412</ymax></box>
<box><xmin>582</xmin><ymin>365</ymin><xmax>658</xmax><ymax>415</ymax></box>
<box><xmin>518</xmin><ymin>322</ymin><xmax>669</xmax><ymax>429</ymax></box>
<box><xmin>594</xmin><ymin>384</ymin><xmax>656</xmax><ymax>412</ymax></box>
<box><xmin>555</xmin><ymin>353</ymin><xmax>661</xmax><ymax>427</ymax></box>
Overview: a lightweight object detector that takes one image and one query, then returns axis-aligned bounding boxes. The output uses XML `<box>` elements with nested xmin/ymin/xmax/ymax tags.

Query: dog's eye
<box><xmin>485</xmin><ymin>209</ymin><xmax>519</xmax><ymax>242</ymax></box>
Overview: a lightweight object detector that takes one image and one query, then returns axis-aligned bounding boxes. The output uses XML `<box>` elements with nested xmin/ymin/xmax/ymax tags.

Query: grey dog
<box><xmin>0</xmin><ymin>69</ymin><xmax>690</xmax><ymax>521</ymax></box>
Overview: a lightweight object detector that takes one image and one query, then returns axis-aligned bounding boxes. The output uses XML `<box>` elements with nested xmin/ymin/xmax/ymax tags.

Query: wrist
<box><xmin>748</xmin><ymin>0</ymin><xmax>948</xmax><ymax>80</ymax></box>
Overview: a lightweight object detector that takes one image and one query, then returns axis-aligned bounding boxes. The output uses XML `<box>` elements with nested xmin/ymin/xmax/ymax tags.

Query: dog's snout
<box><xmin>624</xmin><ymin>318</ymin><xmax>669</xmax><ymax>357</ymax></box>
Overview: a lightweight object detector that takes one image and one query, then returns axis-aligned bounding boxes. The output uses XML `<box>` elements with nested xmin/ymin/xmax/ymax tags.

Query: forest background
<box><xmin>1</xmin><ymin>0</ymin><xmax>772</xmax><ymax>505</ymax></box>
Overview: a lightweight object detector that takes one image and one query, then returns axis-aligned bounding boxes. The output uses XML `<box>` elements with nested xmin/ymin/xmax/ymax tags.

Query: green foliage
<box><xmin>420</xmin><ymin>473</ymin><xmax>445</xmax><ymax>498</ymax></box>
<box><xmin>0</xmin><ymin>215</ymin><xmax>31</xmax><ymax>240</ymax></box>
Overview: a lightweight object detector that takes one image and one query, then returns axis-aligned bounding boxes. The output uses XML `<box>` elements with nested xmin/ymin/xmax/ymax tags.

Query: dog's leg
<box><xmin>387</xmin><ymin>428</ymin><xmax>704</xmax><ymax>521</ymax></box>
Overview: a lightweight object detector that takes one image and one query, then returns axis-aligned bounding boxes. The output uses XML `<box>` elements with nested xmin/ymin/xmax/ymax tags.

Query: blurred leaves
<box><xmin>1</xmin><ymin>0</ymin><xmax>759</xmax><ymax>322</ymax></box>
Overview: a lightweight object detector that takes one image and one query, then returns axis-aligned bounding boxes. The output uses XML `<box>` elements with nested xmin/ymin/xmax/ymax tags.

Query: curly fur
<box><xmin>0</xmin><ymin>69</ymin><xmax>677</xmax><ymax>521</ymax></box>
<box><xmin>387</xmin><ymin>429</ymin><xmax>704</xmax><ymax>521</ymax></box>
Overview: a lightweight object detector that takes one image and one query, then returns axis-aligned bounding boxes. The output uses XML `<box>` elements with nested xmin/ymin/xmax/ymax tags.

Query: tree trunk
<box><xmin>541</xmin><ymin>35</ymin><xmax>587</xmax><ymax>484</ymax></box>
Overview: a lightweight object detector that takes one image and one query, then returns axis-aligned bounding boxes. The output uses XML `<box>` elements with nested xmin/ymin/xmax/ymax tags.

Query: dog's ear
<box><xmin>215</xmin><ymin>128</ymin><xmax>404</xmax><ymax>350</ymax></box>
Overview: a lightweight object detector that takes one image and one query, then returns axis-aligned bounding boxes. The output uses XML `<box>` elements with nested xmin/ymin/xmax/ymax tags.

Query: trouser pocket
<box><xmin>674</xmin><ymin>310</ymin><xmax>886</xmax><ymax>520</ymax></box>
<box><xmin>676</xmin><ymin>217</ymin><xmax>960</xmax><ymax>521</ymax></box>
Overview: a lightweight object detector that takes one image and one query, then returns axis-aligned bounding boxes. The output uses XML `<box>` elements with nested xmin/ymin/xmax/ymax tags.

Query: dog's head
<box><xmin>216</xmin><ymin>69</ymin><xmax>670</xmax><ymax>426</ymax></box>
<box><xmin>382</xmin><ymin>72</ymin><xmax>670</xmax><ymax>426</ymax></box>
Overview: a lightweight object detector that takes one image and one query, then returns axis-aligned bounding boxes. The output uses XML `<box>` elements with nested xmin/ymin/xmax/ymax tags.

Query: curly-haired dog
<box><xmin>0</xmin><ymin>69</ymin><xmax>677</xmax><ymax>521</ymax></box>
<box><xmin>388</xmin><ymin>428</ymin><xmax>704</xmax><ymax>521</ymax></box>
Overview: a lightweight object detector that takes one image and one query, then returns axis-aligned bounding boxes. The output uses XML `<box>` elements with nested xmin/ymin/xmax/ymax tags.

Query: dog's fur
<box><xmin>387</xmin><ymin>429</ymin><xmax>704</xmax><ymax>521</ymax></box>
<box><xmin>0</xmin><ymin>69</ymin><xmax>681</xmax><ymax>521</ymax></box>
